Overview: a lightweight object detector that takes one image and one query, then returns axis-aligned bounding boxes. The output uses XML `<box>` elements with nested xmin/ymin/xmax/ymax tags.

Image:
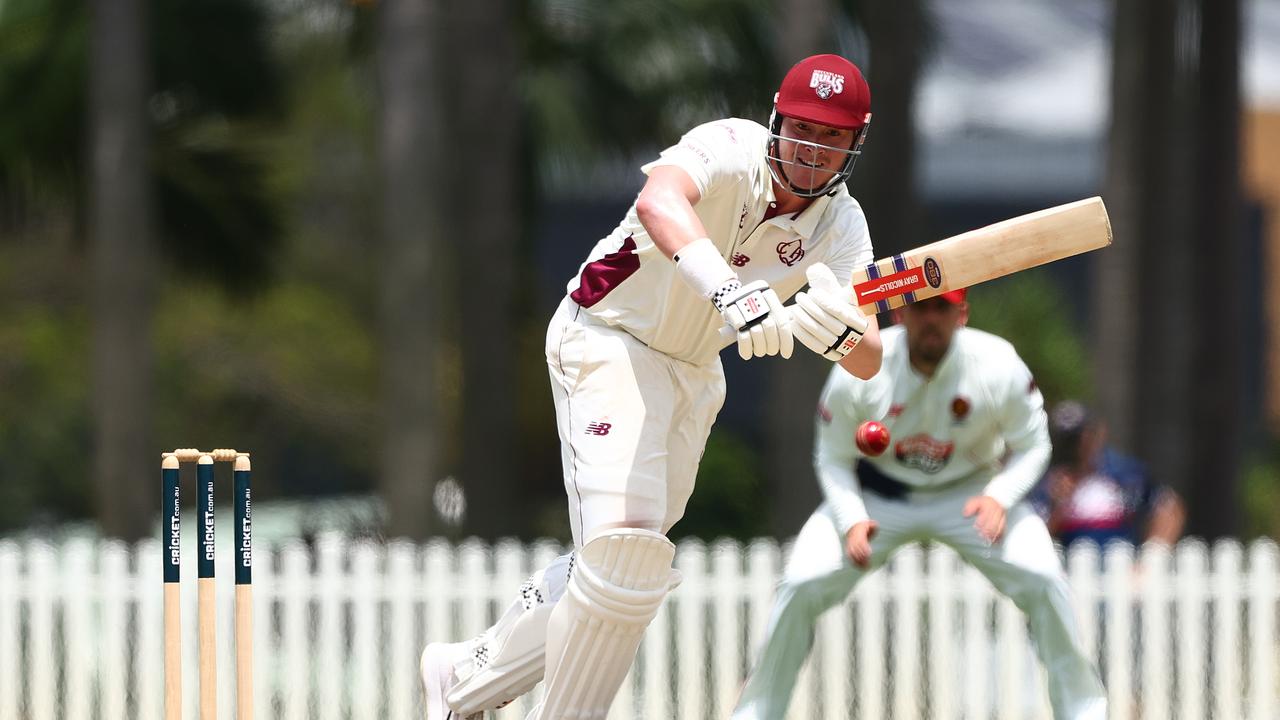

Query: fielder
<box><xmin>422</xmin><ymin>54</ymin><xmax>883</xmax><ymax>720</ymax></box>
<box><xmin>731</xmin><ymin>292</ymin><xmax>1107</xmax><ymax>720</ymax></box>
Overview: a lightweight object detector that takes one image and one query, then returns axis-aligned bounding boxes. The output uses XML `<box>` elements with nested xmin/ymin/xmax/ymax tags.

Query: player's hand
<box><xmin>790</xmin><ymin>263</ymin><xmax>868</xmax><ymax>361</ymax></box>
<box><xmin>714</xmin><ymin>279</ymin><xmax>793</xmax><ymax>360</ymax></box>
<box><xmin>963</xmin><ymin>495</ymin><xmax>1007</xmax><ymax>544</ymax></box>
<box><xmin>844</xmin><ymin>520</ymin><xmax>878</xmax><ymax>569</ymax></box>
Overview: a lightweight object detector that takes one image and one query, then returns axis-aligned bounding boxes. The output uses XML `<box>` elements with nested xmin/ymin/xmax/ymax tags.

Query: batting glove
<box><xmin>790</xmin><ymin>263</ymin><xmax>867</xmax><ymax>361</ymax></box>
<box><xmin>713</xmin><ymin>279</ymin><xmax>794</xmax><ymax>361</ymax></box>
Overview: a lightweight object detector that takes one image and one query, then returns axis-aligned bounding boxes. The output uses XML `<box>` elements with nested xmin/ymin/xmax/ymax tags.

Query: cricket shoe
<box><xmin>422</xmin><ymin>642</ymin><xmax>482</xmax><ymax>720</ymax></box>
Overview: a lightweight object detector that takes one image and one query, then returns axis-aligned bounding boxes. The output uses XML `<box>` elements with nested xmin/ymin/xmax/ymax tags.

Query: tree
<box><xmin>1098</xmin><ymin>0</ymin><xmax>1244</xmax><ymax>537</ymax></box>
<box><xmin>1187</xmin><ymin>0</ymin><xmax>1244</xmax><ymax>537</ymax></box>
<box><xmin>375</xmin><ymin>0</ymin><xmax>442</xmax><ymax>539</ymax></box>
<box><xmin>88</xmin><ymin>0</ymin><xmax>152</xmax><ymax>539</ymax></box>
<box><xmin>1096</xmin><ymin>0</ymin><xmax>1190</xmax><ymax>497</ymax></box>
<box><xmin>439</xmin><ymin>0</ymin><xmax>522</xmax><ymax>538</ymax></box>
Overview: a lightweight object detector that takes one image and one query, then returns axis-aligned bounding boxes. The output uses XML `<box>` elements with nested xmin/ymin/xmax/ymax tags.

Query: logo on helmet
<box><xmin>809</xmin><ymin>69</ymin><xmax>845</xmax><ymax>99</ymax></box>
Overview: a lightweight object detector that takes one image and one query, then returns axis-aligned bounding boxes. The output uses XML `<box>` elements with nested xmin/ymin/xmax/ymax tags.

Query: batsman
<box><xmin>422</xmin><ymin>54</ymin><xmax>884</xmax><ymax>719</ymax></box>
<box><xmin>731</xmin><ymin>293</ymin><xmax>1108</xmax><ymax>720</ymax></box>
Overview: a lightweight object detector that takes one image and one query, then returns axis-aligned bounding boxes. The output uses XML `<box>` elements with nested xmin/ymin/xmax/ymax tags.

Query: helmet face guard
<box><xmin>766</xmin><ymin>109</ymin><xmax>871</xmax><ymax>198</ymax></box>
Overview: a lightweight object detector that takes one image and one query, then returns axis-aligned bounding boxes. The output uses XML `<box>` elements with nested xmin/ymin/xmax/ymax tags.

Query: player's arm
<box><xmin>634</xmin><ymin>165</ymin><xmax>708</xmax><ymax>261</ymax></box>
<box><xmin>982</xmin><ymin>358</ymin><xmax>1052</xmax><ymax>510</ymax></box>
<box><xmin>812</xmin><ymin>368</ymin><xmax>880</xmax><ymax>566</ymax></box>
<box><xmin>636</xmin><ymin>155</ymin><xmax>791</xmax><ymax>361</ymax></box>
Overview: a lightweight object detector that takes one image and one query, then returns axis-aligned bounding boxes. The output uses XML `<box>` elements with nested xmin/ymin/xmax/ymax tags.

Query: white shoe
<box><xmin>422</xmin><ymin>642</ymin><xmax>480</xmax><ymax>720</ymax></box>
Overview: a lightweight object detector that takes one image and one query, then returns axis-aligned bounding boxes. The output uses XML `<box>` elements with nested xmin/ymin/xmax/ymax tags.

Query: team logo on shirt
<box><xmin>584</xmin><ymin>422</ymin><xmax>612</xmax><ymax>436</ymax></box>
<box><xmin>951</xmin><ymin>396</ymin><xmax>971</xmax><ymax>423</ymax></box>
<box><xmin>894</xmin><ymin>434</ymin><xmax>954</xmax><ymax>474</ymax></box>
<box><xmin>731</xmin><ymin>252</ymin><xmax>751</xmax><ymax>267</ymax></box>
<box><xmin>776</xmin><ymin>238</ymin><xmax>805</xmax><ymax>266</ymax></box>
<box><xmin>887</xmin><ymin>404</ymin><xmax>905</xmax><ymax>418</ymax></box>
<box><xmin>810</xmin><ymin>70</ymin><xmax>845</xmax><ymax>99</ymax></box>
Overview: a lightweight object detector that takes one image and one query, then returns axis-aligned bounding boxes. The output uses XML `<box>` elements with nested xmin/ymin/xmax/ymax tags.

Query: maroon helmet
<box><xmin>767</xmin><ymin>54</ymin><xmax>873</xmax><ymax>197</ymax></box>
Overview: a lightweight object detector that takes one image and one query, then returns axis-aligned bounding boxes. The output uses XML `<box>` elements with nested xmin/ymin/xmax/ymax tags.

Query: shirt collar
<box><xmin>790</xmin><ymin>192</ymin><xmax>833</xmax><ymax>239</ymax></box>
<box><xmin>763</xmin><ymin>181</ymin><xmax>834</xmax><ymax>240</ymax></box>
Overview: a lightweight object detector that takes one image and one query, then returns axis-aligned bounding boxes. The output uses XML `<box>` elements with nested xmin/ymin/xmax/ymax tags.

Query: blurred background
<box><xmin>3</xmin><ymin>0</ymin><xmax>1280</xmax><ymax>718</ymax></box>
<box><xmin>3</xmin><ymin>0</ymin><xmax>1279</xmax><ymax>546</ymax></box>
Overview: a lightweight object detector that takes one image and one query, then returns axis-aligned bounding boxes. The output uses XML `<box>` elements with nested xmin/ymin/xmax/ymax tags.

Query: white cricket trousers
<box><xmin>732</xmin><ymin>480</ymin><xmax>1107</xmax><ymax>720</ymax></box>
<box><xmin>546</xmin><ymin>298</ymin><xmax>726</xmax><ymax>546</ymax></box>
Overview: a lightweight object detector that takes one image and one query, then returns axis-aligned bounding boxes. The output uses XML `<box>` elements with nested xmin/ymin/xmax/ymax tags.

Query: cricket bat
<box><xmin>852</xmin><ymin>196</ymin><xmax>1111</xmax><ymax>314</ymax></box>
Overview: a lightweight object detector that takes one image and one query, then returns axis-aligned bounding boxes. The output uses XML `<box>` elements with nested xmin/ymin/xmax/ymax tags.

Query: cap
<box><xmin>939</xmin><ymin>288</ymin><xmax>968</xmax><ymax>304</ymax></box>
<box><xmin>775</xmin><ymin>54</ymin><xmax>871</xmax><ymax>130</ymax></box>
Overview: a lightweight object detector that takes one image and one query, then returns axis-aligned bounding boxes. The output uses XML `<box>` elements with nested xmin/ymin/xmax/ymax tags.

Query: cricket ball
<box><xmin>856</xmin><ymin>421</ymin><xmax>891</xmax><ymax>457</ymax></box>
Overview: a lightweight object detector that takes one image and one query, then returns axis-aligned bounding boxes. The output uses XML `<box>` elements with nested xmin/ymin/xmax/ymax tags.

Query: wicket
<box><xmin>163</xmin><ymin>448</ymin><xmax>253</xmax><ymax>720</ymax></box>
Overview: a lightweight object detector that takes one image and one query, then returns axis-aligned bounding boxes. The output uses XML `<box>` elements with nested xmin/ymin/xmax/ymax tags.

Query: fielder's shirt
<box><xmin>815</xmin><ymin>324</ymin><xmax>1051</xmax><ymax>533</ymax></box>
<box><xmin>565</xmin><ymin>118</ymin><xmax>875</xmax><ymax>366</ymax></box>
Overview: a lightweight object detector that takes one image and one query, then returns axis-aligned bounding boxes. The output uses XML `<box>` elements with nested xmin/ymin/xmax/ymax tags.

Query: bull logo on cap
<box><xmin>809</xmin><ymin>69</ymin><xmax>845</xmax><ymax>99</ymax></box>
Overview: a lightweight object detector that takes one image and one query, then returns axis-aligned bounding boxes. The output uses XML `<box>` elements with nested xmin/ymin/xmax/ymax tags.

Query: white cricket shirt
<box><xmin>564</xmin><ymin>118</ymin><xmax>874</xmax><ymax>366</ymax></box>
<box><xmin>814</xmin><ymin>324</ymin><xmax>1051</xmax><ymax>533</ymax></box>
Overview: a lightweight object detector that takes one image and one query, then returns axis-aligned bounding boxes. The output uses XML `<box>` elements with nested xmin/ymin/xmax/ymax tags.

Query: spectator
<box><xmin>1032</xmin><ymin>400</ymin><xmax>1186</xmax><ymax>548</ymax></box>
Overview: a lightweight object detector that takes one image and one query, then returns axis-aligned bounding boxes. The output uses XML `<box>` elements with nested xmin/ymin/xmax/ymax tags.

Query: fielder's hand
<box><xmin>713</xmin><ymin>279</ymin><xmax>793</xmax><ymax>361</ymax></box>
<box><xmin>790</xmin><ymin>263</ymin><xmax>868</xmax><ymax>361</ymax></box>
<box><xmin>963</xmin><ymin>495</ymin><xmax>1007</xmax><ymax>544</ymax></box>
<box><xmin>845</xmin><ymin>520</ymin><xmax>878</xmax><ymax>569</ymax></box>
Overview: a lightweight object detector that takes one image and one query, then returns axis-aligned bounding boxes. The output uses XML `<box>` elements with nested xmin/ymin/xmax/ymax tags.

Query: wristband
<box><xmin>673</xmin><ymin>237</ymin><xmax>736</xmax><ymax>299</ymax></box>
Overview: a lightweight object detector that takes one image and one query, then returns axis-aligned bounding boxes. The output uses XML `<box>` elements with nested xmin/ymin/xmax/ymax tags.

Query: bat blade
<box><xmin>851</xmin><ymin>196</ymin><xmax>1112</xmax><ymax>314</ymax></box>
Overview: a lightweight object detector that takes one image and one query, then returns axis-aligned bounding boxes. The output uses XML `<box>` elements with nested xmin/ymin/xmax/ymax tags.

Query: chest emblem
<box><xmin>894</xmin><ymin>434</ymin><xmax>955</xmax><ymax>474</ymax></box>
<box><xmin>731</xmin><ymin>252</ymin><xmax>750</xmax><ymax>267</ymax></box>
<box><xmin>951</xmin><ymin>396</ymin><xmax>971</xmax><ymax>423</ymax></box>
<box><xmin>776</xmin><ymin>238</ymin><xmax>805</xmax><ymax>267</ymax></box>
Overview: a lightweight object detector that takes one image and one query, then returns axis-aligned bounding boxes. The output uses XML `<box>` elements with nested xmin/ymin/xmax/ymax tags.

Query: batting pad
<box><xmin>534</xmin><ymin>528</ymin><xmax>678</xmax><ymax>720</ymax></box>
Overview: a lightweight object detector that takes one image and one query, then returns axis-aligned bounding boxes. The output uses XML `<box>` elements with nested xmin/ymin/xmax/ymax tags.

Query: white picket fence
<box><xmin>1</xmin><ymin>535</ymin><xmax>1277</xmax><ymax>720</ymax></box>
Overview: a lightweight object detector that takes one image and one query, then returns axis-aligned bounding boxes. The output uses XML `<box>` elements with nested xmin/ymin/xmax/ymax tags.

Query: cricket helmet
<box><xmin>767</xmin><ymin>54</ymin><xmax>872</xmax><ymax>197</ymax></box>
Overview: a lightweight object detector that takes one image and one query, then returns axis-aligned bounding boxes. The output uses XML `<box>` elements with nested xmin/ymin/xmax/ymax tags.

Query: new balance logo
<box><xmin>731</xmin><ymin>253</ymin><xmax>750</xmax><ymax>267</ymax></box>
<box><xmin>585</xmin><ymin>422</ymin><xmax>612</xmax><ymax>436</ymax></box>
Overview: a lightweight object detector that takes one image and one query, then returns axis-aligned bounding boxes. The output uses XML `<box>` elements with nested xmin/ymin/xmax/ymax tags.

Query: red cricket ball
<box><xmin>856</xmin><ymin>421</ymin><xmax>891</xmax><ymax>457</ymax></box>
